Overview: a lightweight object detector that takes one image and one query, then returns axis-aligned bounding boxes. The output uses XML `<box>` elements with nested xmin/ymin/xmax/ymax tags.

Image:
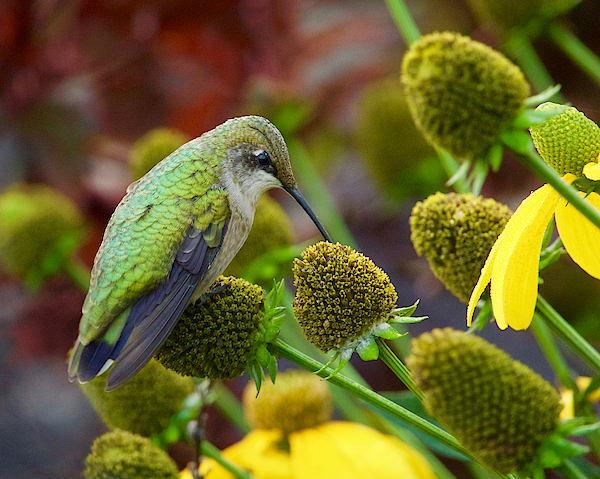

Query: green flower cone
<box><xmin>79</xmin><ymin>358</ymin><xmax>194</xmax><ymax>437</ymax></box>
<box><xmin>0</xmin><ymin>183</ymin><xmax>84</xmax><ymax>288</ymax></box>
<box><xmin>292</xmin><ymin>242</ymin><xmax>398</xmax><ymax>353</ymax></box>
<box><xmin>408</xmin><ymin>328</ymin><xmax>561</xmax><ymax>474</ymax></box>
<box><xmin>410</xmin><ymin>192</ymin><xmax>512</xmax><ymax>302</ymax></box>
<box><xmin>156</xmin><ymin>276</ymin><xmax>264</xmax><ymax>380</ymax></box>
<box><xmin>84</xmin><ymin>429</ymin><xmax>179</xmax><ymax>479</ymax></box>
<box><xmin>243</xmin><ymin>369</ymin><xmax>333</xmax><ymax>437</ymax></box>
<box><xmin>530</xmin><ymin>102</ymin><xmax>600</xmax><ymax>177</ymax></box>
<box><xmin>402</xmin><ymin>32</ymin><xmax>530</xmax><ymax>160</ymax></box>
<box><xmin>129</xmin><ymin>127</ymin><xmax>188</xmax><ymax>180</ymax></box>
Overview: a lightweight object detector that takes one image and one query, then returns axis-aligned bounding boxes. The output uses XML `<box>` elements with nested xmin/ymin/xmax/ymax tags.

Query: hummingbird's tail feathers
<box><xmin>104</xmin><ymin>222</ymin><xmax>221</xmax><ymax>391</ymax></box>
<box><xmin>104</xmin><ymin>264</ymin><xmax>201</xmax><ymax>391</ymax></box>
<box><xmin>67</xmin><ymin>337</ymin><xmax>84</xmax><ymax>382</ymax></box>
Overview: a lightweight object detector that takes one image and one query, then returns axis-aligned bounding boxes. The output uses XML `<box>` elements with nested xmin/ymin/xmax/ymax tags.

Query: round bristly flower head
<box><xmin>129</xmin><ymin>127</ymin><xmax>188</xmax><ymax>180</ymax></box>
<box><xmin>84</xmin><ymin>429</ymin><xmax>179</xmax><ymax>479</ymax></box>
<box><xmin>0</xmin><ymin>183</ymin><xmax>83</xmax><ymax>287</ymax></box>
<box><xmin>224</xmin><ymin>195</ymin><xmax>293</xmax><ymax>280</ymax></box>
<box><xmin>156</xmin><ymin>276</ymin><xmax>264</xmax><ymax>380</ymax></box>
<box><xmin>530</xmin><ymin>102</ymin><xmax>600</xmax><ymax>177</ymax></box>
<box><xmin>293</xmin><ymin>242</ymin><xmax>398</xmax><ymax>354</ymax></box>
<box><xmin>408</xmin><ymin>328</ymin><xmax>561</xmax><ymax>474</ymax></box>
<box><xmin>79</xmin><ymin>358</ymin><xmax>194</xmax><ymax>437</ymax></box>
<box><xmin>401</xmin><ymin>32</ymin><xmax>530</xmax><ymax>160</ymax></box>
<box><xmin>243</xmin><ymin>370</ymin><xmax>333</xmax><ymax>437</ymax></box>
<box><xmin>410</xmin><ymin>192</ymin><xmax>512</xmax><ymax>303</ymax></box>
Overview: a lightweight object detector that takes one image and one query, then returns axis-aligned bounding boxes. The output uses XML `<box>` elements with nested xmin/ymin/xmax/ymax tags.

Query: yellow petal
<box><xmin>466</xmin><ymin>232</ymin><xmax>500</xmax><ymax>327</ymax></box>
<box><xmin>583</xmin><ymin>156</ymin><xmax>600</xmax><ymax>181</ymax></box>
<box><xmin>559</xmin><ymin>387</ymin><xmax>574</xmax><ymax>420</ymax></box>
<box><xmin>200</xmin><ymin>429</ymin><xmax>292</xmax><ymax>479</ymax></box>
<box><xmin>490</xmin><ymin>184</ymin><xmax>560</xmax><ymax>330</ymax></box>
<box><xmin>289</xmin><ymin>422</ymin><xmax>437</xmax><ymax>479</ymax></box>
<box><xmin>555</xmin><ymin>190</ymin><xmax>600</xmax><ymax>279</ymax></box>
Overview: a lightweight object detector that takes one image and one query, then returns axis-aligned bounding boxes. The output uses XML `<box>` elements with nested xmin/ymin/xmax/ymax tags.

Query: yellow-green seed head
<box><xmin>79</xmin><ymin>358</ymin><xmax>194</xmax><ymax>437</ymax></box>
<box><xmin>84</xmin><ymin>429</ymin><xmax>179</xmax><ymax>479</ymax></box>
<box><xmin>224</xmin><ymin>195</ymin><xmax>293</xmax><ymax>279</ymax></box>
<box><xmin>401</xmin><ymin>32</ymin><xmax>530</xmax><ymax>160</ymax></box>
<box><xmin>466</xmin><ymin>0</ymin><xmax>575</xmax><ymax>31</ymax></box>
<box><xmin>409</xmin><ymin>192</ymin><xmax>512</xmax><ymax>303</ymax></box>
<box><xmin>243</xmin><ymin>370</ymin><xmax>333</xmax><ymax>437</ymax></box>
<box><xmin>530</xmin><ymin>102</ymin><xmax>600</xmax><ymax>177</ymax></box>
<box><xmin>156</xmin><ymin>276</ymin><xmax>264</xmax><ymax>380</ymax></box>
<box><xmin>0</xmin><ymin>183</ymin><xmax>83</xmax><ymax>286</ymax></box>
<box><xmin>292</xmin><ymin>242</ymin><xmax>398</xmax><ymax>353</ymax></box>
<box><xmin>129</xmin><ymin>127</ymin><xmax>188</xmax><ymax>180</ymax></box>
<box><xmin>408</xmin><ymin>328</ymin><xmax>562</xmax><ymax>474</ymax></box>
<box><xmin>355</xmin><ymin>77</ymin><xmax>438</xmax><ymax>198</ymax></box>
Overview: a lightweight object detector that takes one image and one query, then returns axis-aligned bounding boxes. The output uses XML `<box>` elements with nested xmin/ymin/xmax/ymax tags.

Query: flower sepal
<box><xmin>521</xmin><ymin>418</ymin><xmax>599</xmax><ymax>478</ymax></box>
<box><xmin>246</xmin><ymin>280</ymin><xmax>287</xmax><ymax>392</ymax></box>
<box><xmin>316</xmin><ymin>303</ymin><xmax>425</xmax><ymax>378</ymax></box>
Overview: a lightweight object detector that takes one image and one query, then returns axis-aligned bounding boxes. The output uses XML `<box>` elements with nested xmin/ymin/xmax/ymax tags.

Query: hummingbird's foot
<box><xmin>205</xmin><ymin>281</ymin><xmax>230</xmax><ymax>298</ymax></box>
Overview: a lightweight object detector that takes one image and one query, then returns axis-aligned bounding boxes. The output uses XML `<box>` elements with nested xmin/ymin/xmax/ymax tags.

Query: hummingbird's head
<box><xmin>220</xmin><ymin>115</ymin><xmax>332</xmax><ymax>242</ymax></box>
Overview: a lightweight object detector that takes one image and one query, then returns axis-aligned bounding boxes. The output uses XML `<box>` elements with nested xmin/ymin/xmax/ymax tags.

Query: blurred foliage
<box><xmin>2</xmin><ymin>1</ymin><xmax>600</xmax><ymax>478</ymax></box>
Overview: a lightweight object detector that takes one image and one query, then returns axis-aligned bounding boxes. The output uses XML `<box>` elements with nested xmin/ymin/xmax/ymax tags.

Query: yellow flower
<box><xmin>187</xmin><ymin>370</ymin><xmax>437</xmax><ymax>479</ymax></box>
<box><xmin>467</xmin><ymin>164</ymin><xmax>600</xmax><ymax>330</ymax></box>
<box><xmin>194</xmin><ymin>422</ymin><xmax>437</xmax><ymax>479</ymax></box>
<box><xmin>560</xmin><ymin>376</ymin><xmax>600</xmax><ymax>420</ymax></box>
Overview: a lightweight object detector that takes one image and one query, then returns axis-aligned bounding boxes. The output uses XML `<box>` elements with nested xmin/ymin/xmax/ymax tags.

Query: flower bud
<box><xmin>0</xmin><ymin>183</ymin><xmax>83</xmax><ymax>287</ymax></box>
<box><xmin>84</xmin><ymin>429</ymin><xmax>179</xmax><ymax>479</ymax></box>
<box><xmin>79</xmin><ymin>358</ymin><xmax>194</xmax><ymax>437</ymax></box>
<box><xmin>292</xmin><ymin>242</ymin><xmax>397</xmax><ymax>353</ymax></box>
<box><xmin>408</xmin><ymin>328</ymin><xmax>561</xmax><ymax>474</ymax></box>
<box><xmin>410</xmin><ymin>192</ymin><xmax>512</xmax><ymax>302</ymax></box>
<box><xmin>129</xmin><ymin>128</ymin><xmax>188</xmax><ymax>180</ymax></box>
<box><xmin>402</xmin><ymin>32</ymin><xmax>530</xmax><ymax>160</ymax></box>
<box><xmin>243</xmin><ymin>370</ymin><xmax>333</xmax><ymax>437</ymax></box>
<box><xmin>156</xmin><ymin>276</ymin><xmax>264</xmax><ymax>380</ymax></box>
<box><xmin>530</xmin><ymin>102</ymin><xmax>600</xmax><ymax>177</ymax></box>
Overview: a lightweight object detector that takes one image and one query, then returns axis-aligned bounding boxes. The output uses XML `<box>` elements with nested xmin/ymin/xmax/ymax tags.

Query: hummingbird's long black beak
<box><xmin>284</xmin><ymin>185</ymin><xmax>333</xmax><ymax>243</ymax></box>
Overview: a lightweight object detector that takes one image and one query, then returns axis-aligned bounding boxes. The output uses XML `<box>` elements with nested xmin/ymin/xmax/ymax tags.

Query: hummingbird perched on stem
<box><xmin>68</xmin><ymin>115</ymin><xmax>331</xmax><ymax>391</ymax></box>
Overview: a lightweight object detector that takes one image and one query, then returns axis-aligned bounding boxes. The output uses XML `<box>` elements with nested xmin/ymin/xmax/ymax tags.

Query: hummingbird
<box><xmin>68</xmin><ymin>115</ymin><xmax>331</xmax><ymax>391</ymax></box>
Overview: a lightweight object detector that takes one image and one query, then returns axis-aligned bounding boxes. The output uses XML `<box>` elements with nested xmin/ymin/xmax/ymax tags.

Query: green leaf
<box><xmin>524</xmin><ymin>84</ymin><xmax>562</xmax><ymax>106</ymax></box>
<box><xmin>357</xmin><ymin>336</ymin><xmax>379</xmax><ymax>361</ymax></box>
<box><xmin>376</xmin><ymin>324</ymin><xmax>405</xmax><ymax>339</ymax></box>
<box><xmin>500</xmin><ymin>129</ymin><xmax>532</xmax><ymax>154</ymax></box>
<box><xmin>267</xmin><ymin>355</ymin><xmax>278</xmax><ymax>383</ymax></box>
<box><xmin>256</xmin><ymin>344</ymin><xmax>271</xmax><ymax>368</ymax></box>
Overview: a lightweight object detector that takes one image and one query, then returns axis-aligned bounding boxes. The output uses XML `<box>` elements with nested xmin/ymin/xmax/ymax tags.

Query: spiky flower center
<box><xmin>410</xmin><ymin>192</ymin><xmax>512</xmax><ymax>302</ymax></box>
<box><xmin>292</xmin><ymin>242</ymin><xmax>397</xmax><ymax>353</ymax></box>
<box><xmin>408</xmin><ymin>328</ymin><xmax>561</xmax><ymax>474</ymax></box>
<box><xmin>156</xmin><ymin>276</ymin><xmax>264</xmax><ymax>380</ymax></box>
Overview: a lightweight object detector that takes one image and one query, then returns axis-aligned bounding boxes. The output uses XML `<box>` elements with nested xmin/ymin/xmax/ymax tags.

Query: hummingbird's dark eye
<box><xmin>253</xmin><ymin>149</ymin><xmax>271</xmax><ymax>167</ymax></box>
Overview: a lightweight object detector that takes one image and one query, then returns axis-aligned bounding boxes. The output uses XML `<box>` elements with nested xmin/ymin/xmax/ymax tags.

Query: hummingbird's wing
<box><xmin>74</xmin><ymin>218</ymin><xmax>228</xmax><ymax>389</ymax></box>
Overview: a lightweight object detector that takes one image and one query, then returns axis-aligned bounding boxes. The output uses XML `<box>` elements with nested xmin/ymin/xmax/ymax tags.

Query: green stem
<box><xmin>270</xmin><ymin>339</ymin><xmax>473</xmax><ymax>460</ymax></box>
<box><xmin>375</xmin><ymin>338</ymin><xmax>424</xmax><ymax>401</ymax></box>
<box><xmin>556</xmin><ymin>459</ymin><xmax>592</xmax><ymax>479</ymax></box>
<box><xmin>200</xmin><ymin>441</ymin><xmax>253</xmax><ymax>479</ymax></box>
<box><xmin>536</xmin><ymin>294</ymin><xmax>600</xmax><ymax>374</ymax></box>
<box><xmin>547</xmin><ymin>22</ymin><xmax>600</xmax><ymax>87</ymax></box>
<box><xmin>530</xmin><ymin>313</ymin><xmax>576</xmax><ymax>389</ymax></box>
<box><xmin>502</xmin><ymin>29</ymin><xmax>564</xmax><ymax>102</ymax></box>
<box><xmin>211</xmin><ymin>382</ymin><xmax>250</xmax><ymax>434</ymax></box>
<box><xmin>288</xmin><ymin>138</ymin><xmax>357</xmax><ymax>248</ymax></box>
<box><xmin>63</xmin><ymin>255</ymin><xmax>91</xmax><ymax>291</ymax></box>
<box><xmin>383</xmin><ymin>0</ymin><xmax>421</xmax><ymax>45</ymax></box>
<box><xmin>511</xmin><ymin>143</ymin><xmax>600</xmax><ymax>232</ymax></box>
<box><xmin>436</xmin><ymin>147</ymin><xmax>470</xmax><ymax>194</ymax></box>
